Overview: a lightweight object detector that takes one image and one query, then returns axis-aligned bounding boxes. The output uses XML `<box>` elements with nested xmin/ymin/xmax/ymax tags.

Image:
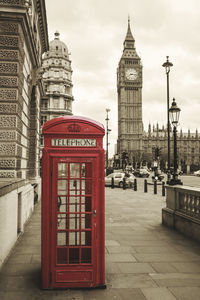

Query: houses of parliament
<box><xmin>116</xmin><ymin>19</ymin><xmax>200</xmax><ymax>174</ymax></box>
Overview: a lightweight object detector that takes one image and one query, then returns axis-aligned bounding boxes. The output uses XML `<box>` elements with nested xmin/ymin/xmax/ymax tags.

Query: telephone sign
<box><xmin>51</xmin><ymin>138</ymin><xmax>96</xmax><ymax>147</ymax></box>
<box><xmin>42</xmin><ymin>116</ymin><xmax>105</xmax><ymax>289</ymax></box>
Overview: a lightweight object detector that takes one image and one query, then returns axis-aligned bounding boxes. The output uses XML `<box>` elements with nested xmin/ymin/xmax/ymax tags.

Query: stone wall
<box><xmin>0</xmin><ymin>1</ymin><xmax>48</xmax><ymax>181</ymax></box>
<box><xmin>0</xmin><ymin>179</ymin><xmax>35</xmax><ymax>267</ymax></box>
<box><xmin>162</xmin><ymin>185</ymin><xmax>200</xmax><ymax>242</ymax></box>
<box><xmin>0</xmin><ymin>0</ymin><xmax>48</xmax><ymax>267</ymax></box>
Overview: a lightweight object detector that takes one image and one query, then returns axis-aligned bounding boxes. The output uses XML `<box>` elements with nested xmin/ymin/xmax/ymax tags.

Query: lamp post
<box><xmin>162</xmin><ymin>56</ymin><xmax>173</xmax><ymax>182</ymax></box>
<box><xmin>105</xmin><ymin>108</ymin><xmax>111</xmax><ymax>175</ymax></box>
<box><xmin>168</xmin><ymin>98</ymin><xmax>182</xmax><ymax>185</ymax></box>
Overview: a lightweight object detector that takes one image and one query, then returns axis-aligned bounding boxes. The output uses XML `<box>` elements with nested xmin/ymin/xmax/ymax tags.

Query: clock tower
<box><xmin>117</xmin><ymin>19</ymin><xmax>143</xmax><ymax>166</ymax></box>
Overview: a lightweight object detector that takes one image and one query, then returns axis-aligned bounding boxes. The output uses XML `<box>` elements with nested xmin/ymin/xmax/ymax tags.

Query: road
<box><xmin>179</xmin><ymin>175</ymin><xmax>200</xmax><ymax>188</ymax></box>
<box><xmin>136</xmin><ymin>172</ymin><xmax>200</xmax><ymax>188</ymax></box>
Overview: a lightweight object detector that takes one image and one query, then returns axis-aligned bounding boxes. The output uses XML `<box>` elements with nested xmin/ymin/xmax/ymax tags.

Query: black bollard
<box><xmin>144</xmin><ymin>179</ymin><xmax>147</xmax><ymax>193</ymax></box>
<box><xmin>134</xmin><ymin>178</ymin><xmax>137</xmax><ymax>191</ymax></box>
<box><xmin>154</xmin><ymin>180</ymin><xmax>157</xmax><ymax>194</ymax></box>
<box><xmin>123</xmin><ymin>177</ymin><xmax>126</xmax><ymax>190</ymax></box>
<box><xmin>162</xmin><ymin>181</ymin><xmax>165</xmax><ymax>196</ymax></box>
<box><xmin>111</xmin><ymin>177</ymin><xmax>114</xmax><ymax>189</ymax></box>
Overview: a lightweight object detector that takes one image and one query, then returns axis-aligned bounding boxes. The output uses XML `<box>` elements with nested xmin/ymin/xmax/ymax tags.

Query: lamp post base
<box><xmin>166</xmin><ymin>172</ymin><xmax>171</xmax><ymax>185</ymax></box>
<box><xmin>168</xmin><ymin>178</ymin><xmax>183</xmax><ymax>186</ymax></box>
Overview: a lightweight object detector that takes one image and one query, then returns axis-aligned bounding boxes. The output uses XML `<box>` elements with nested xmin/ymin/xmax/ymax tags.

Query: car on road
<box><xmin>194</xmin><ymin>170</ymin><xmax>200</xmax><ymax>176</ymax></box>
<box><xmin>133</xmin><ymin>168</ymin><xmax>150</xmax><ymax>178</ymax></box>
<box><xmin>152</xmin><ymin>169</ymin><xmax>164</xmax><ymax>181</ymax></box>
<box><xmin>105</xmin><ymin>172</ymin><xmax>135</xmax><ymax>187</ymax></box>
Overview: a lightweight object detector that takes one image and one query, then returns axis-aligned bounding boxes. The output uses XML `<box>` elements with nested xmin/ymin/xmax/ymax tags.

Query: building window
<box><xmin>53</xmin><ymin>98</ymin><xmax>59</xmax><ymax>109</ymax></box>
<box><xmin>42</xmin><ymin>101</ymin><xmax>48</xmax><ymax>110</ymax></box>
<box><xmin>53</xmin><ymin>84</ymin><xmax>59</xmax><ymax>93</ymax></box>
<box><xmin>55</xmin><ymin>71</ymin><xmax>59</xmax><ymax>77</ymax></box>
<box><xmin>40</xmin><ymin>135</ymin><xmax>44</xmax><ymax>146</ymax></box>
<box><xmin>41</xmin><ymin>115</ymin><xmax>47</xmax><ymax>126</ymax></box>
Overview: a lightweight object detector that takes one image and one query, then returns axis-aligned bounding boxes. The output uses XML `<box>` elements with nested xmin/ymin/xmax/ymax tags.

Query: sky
<box><xmin>45</xmin><ymin>0</ymin><xmax>200</xmax><ymax>157</ymax></box>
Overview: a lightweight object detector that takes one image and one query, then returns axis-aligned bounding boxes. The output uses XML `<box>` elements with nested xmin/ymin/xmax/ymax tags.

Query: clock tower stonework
<box><xmin>117</xmin><ymin>19</ymin><xmax>143</xmax><ymax>165</ymax></box>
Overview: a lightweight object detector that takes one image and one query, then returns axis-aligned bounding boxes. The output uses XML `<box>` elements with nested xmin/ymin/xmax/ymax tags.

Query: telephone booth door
<box><xmin>51</xmin><ymin>157</ymin><xmax>97</xmax><ymax>288</ymax></box>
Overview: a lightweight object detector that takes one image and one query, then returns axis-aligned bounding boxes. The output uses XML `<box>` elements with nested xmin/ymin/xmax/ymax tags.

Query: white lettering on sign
<box><xmin>51</xmin><ymin>138</ymin><xmax>96</xmax><ymax>147</ymax></box>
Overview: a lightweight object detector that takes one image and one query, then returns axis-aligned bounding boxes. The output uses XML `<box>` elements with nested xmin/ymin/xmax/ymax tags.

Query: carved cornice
<box><xmin>0</xmin><ymin>0</ymin><xmax>49</xmax><ymax>68</ymax></box>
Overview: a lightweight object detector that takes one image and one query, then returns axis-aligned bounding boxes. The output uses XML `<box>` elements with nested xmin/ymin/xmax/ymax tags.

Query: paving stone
<box><xmin>106</xmin><ymin>246</ymin><xmax>134</xmax><ymax>254</ymax></box>
<box><xmin>0</xmin><ymin>263</ymin><xmax>40</xmax><ymax>276</ymax></box>
<box><xmin>141</xmin><ymin>287</ymin><xmax>177</xmax><ymax>300</ymax></box>
<box><xmin>150</xmin><ymin>263</ymin><xmax>178</xmax><ymax>273</ymax></box>
<box><xmin>134</xmin><ymin>253</ymin><xmax>200</xmax><ymax>263</ymax></box>
<box><xmin>108</xmin><ymin>274</ymin><xmax>158</xmax><ymax>288</ymax></box>
<box><xmin>155</xmin><ymin>278</ymin><xmax>200</xmax><ymax>287</ymax></box>
<box><xmin>14</xmin><ymin>246</ymin><xmax>41</xmax><ymax>255</ymax></box>
<box><xmin>120</xmin><ymin>240</ymin><xmax>170</xmax><ymax>246</ymax></box>
<box><xmin>150</xmin><ymin>273</ymin><xmax>200</xmax><ymax>280</ymax></box>
<box><xmin>30</xmin><ymin>254</ymin><xmax>41</xmax><ymax>263</ymax></box>
<box><xmin>105</xmin><ymin>262</ymin><xmax>121</xmax><ymax>274</ymax></box>
<box><xmin>133</xmin><ymin>246</ymin><xmax>179</xmax><ymax>254</ymax></box>
<box><xmin>6</xmin><ymin>254</ymin><xmax>33</xmax><ymax>264</ymax></box>
<box><xmin>82</xmin><ymin>288</ymin><xmax>146</xmax><ymax>300</ymax></box>
<box><xmin>106</xmin><ymin>253</ymin><xmax>136</xmax><ymax>262</ymax></box>
<box><xmin>117</xmin><ymin>262</ymin><xmax>156</xmax><ymax>274</ymax></box>
<box><xmin>168</xmin><ymin>287</ymin><xmax>200</xmax><ymax>300</ymax></box>
<box><xmin>105</xmin><ymin>240</ymin><xmax>120</xmax><ymax>246</ymax></box>
<box><xmin>171</xmin><ymin>262</ymin><xmax>200</xmax><ymax>273</ymax></box>
<box><xmin>150</xmin><ymin>273</ymin><xmax>200</xmax><ymax>287</ymax></box>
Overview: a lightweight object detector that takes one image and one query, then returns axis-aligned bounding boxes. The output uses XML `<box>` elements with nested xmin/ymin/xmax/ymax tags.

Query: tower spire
<box><xmin>124</xmin><ymin>16</ymin><xmax>135</xmax><ymax>49</ymax></box>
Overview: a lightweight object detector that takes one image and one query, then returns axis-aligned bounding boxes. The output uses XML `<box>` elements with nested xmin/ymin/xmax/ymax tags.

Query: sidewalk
<box><xmin>1</xmin><ymin>186</ymin><xmax>200</xmax><ymax>299</ymax></box>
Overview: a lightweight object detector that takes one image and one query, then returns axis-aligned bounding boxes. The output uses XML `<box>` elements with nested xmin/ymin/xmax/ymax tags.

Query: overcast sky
<box><xmin>45</xmin><ymin>0</ymin><xmax>200</xmax><ymax>156</ymax></box>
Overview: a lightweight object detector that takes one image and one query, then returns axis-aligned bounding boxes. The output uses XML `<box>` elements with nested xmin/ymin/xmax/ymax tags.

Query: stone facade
<box><xmin>117</xmin><ymin>19</ymin><xmax>143</xmax><ymax>163</ymax></box>
<box><xmin>0</xmin><ymin>179</ymin><xmax>34</xmax><ymax>267</ymax></box>
<box><xmin>162</xmin><ymin>185</ymin><xmax>200</xmax><ymax>242</ymax></box>
<box><xmin>0</xmin><ymin>0</ymin><xmax>48</xmax><ymax>267</ymax></box>
<box><xmin>143</xmin><ymin>124</ymin><xmax>200</xmax><ymax>173</ymax></box>
<box><xmin>0</xmin><ymin>0</ymin><xmax>48</xmax><ymax>180</ymax></box>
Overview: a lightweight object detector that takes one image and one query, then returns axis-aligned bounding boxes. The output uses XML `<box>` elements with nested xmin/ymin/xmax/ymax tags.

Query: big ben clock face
<box><xmin>125</xmin><ymin>68</ymin><xmax>138</xmax><ymax>80</ymax></box>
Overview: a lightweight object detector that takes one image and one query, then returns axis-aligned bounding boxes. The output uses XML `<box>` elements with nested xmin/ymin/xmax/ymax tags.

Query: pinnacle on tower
<box><xmin>54</xmin><ymin>31</ymin><xmax>60</xmax><ymax>40</ymax></box>
<box><xmin>124</xmin><ymin>16</ymin><xmax>135</xmax><ymax>42</ymax></box>
<box><xmin>123</xmin><ymin>16</ymin><xmax>135</xmax><ymax>51</ymax></box>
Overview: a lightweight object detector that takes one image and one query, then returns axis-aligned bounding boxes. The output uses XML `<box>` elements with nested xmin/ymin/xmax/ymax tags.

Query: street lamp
<box><xmin>162</xmin><ymin>56</ymin><xmax>173</xmax><ymax>182</ymax></box>
<box><xmin>105</xmin><ymin>108</ymin><xmax>111</xmax><ymax>175</ymax></box>
<box><xmin>168</xmin><ymin>98</ymin><xmax>182</xmax><ymax>185</ymax></box>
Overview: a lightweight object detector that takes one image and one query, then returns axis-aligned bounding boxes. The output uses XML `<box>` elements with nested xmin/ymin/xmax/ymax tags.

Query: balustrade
<box><xmin>163</xmin><ymin>185</ymin><xmax>200</xmax><ymax>242</ymax></box>
<box><xmin>178</xmin><ymin>190</ymin><xmax>200</xmax><ymax>219</ymax></box>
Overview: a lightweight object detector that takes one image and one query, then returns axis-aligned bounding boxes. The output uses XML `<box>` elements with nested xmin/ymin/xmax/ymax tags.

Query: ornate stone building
<box><xmin>117</xmin><ymin>18</ymin><xmax>143</xmax><ymax>165</ymax></box>
<box><xmin>117</xmin><ymin>20</ymin><xmax>200</xmax><ymax>173</ymax></box>
<box><xmin>0</xmin><ymin>0</ymin><xmax>48</xmax><ymax>180</ymax></box>
<box><xmin>143</xmin><ymin>124</ymin><xmax>200</xmax><ymax>173</ymax></box>
<box><xmin>41</xmin><ymin>31</ymin><xmax>73</xmax><ymax>132</ymax></box>
<box><xmin>0</xmin><ymin>0</ymin><xmax>48</xmax><ymax>266</ymax></box>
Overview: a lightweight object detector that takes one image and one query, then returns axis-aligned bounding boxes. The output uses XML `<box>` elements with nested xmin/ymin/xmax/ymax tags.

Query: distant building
<box><xmin>143</xmin><ymin>124</ymin><xmax>200</xmax><ymax>173</ymax></box>
<box><xmin>116</xmin><ymin>20</ymin><xmax>200</xmax><ymax>173</ymax></box>
<box><xmin>41</xmin><ymin>31</ymin><xmax>73</xmax><ymax>135</ymax></box>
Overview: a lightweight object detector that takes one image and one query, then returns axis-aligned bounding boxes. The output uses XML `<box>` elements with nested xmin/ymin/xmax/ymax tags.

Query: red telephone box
<box><xmin>42</xmin><ymin>116</ymin><xmax>105</xmax><ymax>289</ymax></box>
